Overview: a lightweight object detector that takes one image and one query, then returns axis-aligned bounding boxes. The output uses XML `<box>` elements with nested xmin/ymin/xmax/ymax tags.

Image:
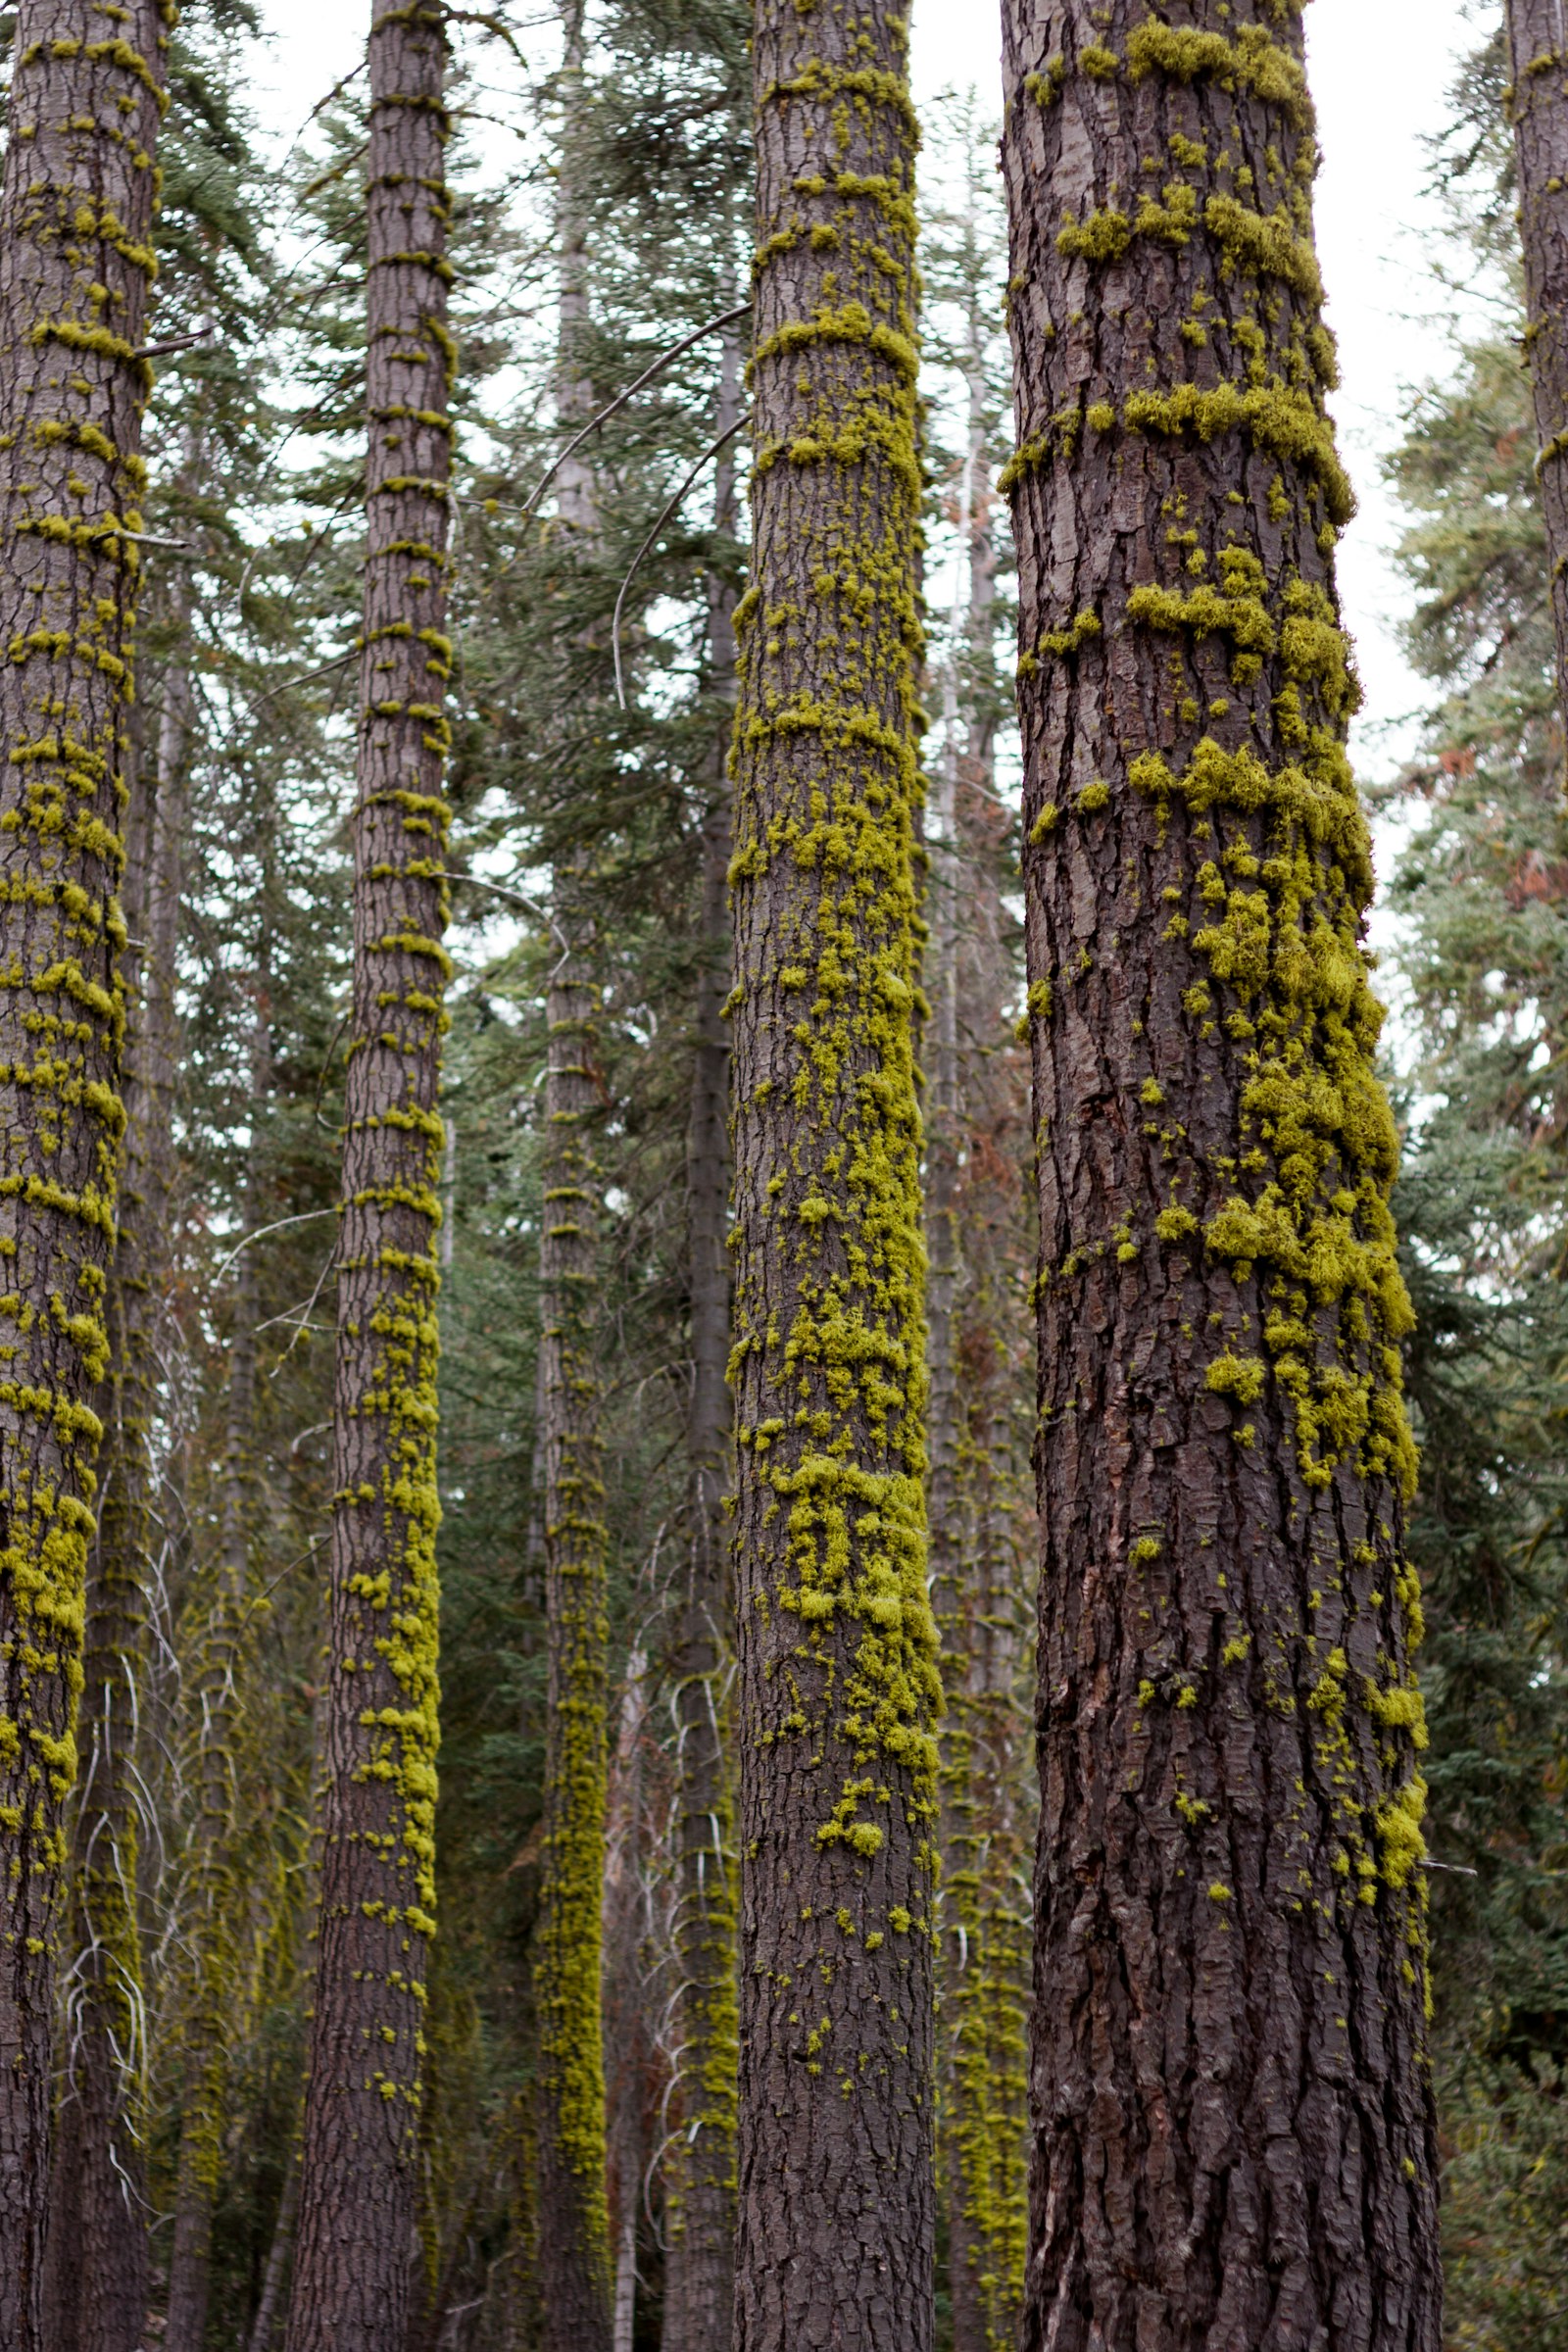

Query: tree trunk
<box><xmin>47</xmin><ymin>567</ymin><xmax>191</xmax><ymax>2352</ymax></box>
<box><xmin>283</xmin><ymin>3</ymin><xmax>453</xmax><ymax>2343</ymax></box>
<box><xmin>164</xmin><ymin>978</ymin><xmax>266</xmax><ymax>2352</ymax></box>
<box><xmin>603</xmin><ymin>1650</ymin><xmax>650</xmax><ymax>2352</ymax></box>
<box><xmin>1506</xmin><ymin>0</ymin><xmax>1568</xmax><ymax>750</ymax></box>
<box><xmin>248</xmin><ymin>2148</ymin><xmax>300</xmax><ymax>2352</ymax></box>
<box><xmin>0</xmin><ymin>7</ymin><xmax>169</xmax><ymax>2340</ymax></box>
<box><xmin>729</xmin><ymin>1</ymin><xmax>938</xmax><ymax>2343</ymax></box>
<box><xmin>998</xmin><ymin>10</ymin><xmax>1443</xmax><ymax>2347</ymax></box>
<box><xmin>533</xmin><ymin>5</ymin><xmax>615</xmax><ymax>2340</ymax></box>
<box><xmin>931</xmin><ymin>358</ymin><xmax>1033</xmax><ymax>2352</ymax></box>
<box><xmin>661</xmin><ymin>319</ymin><xmax>741</xmax><ymax>2352</ymax></box>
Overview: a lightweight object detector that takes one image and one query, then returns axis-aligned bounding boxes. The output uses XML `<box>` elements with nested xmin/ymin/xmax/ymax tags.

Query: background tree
<box><xmin>1504</xmin><ymin>0</ymin><xmax>1568</xmax><ymax>744</ymax></box>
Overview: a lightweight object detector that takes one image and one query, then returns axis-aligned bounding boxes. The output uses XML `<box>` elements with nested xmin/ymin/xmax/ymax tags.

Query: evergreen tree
<box><xmin>728</xmin><ymin>0</ymin><xmax>938</xmax><ymax>2343</ymax></box>
<box><xmin>0</xmin><ymin>9</ymin><xmax>172</xmax><ymax>2338</ymax></box>
<box><xmin>1503</xmin><ymin>0</ymin><xmax>1568</xmax><ymax>742</ymax></box>
<box><xmin>285</xmin><ymin>0</ymin><xmax>454</xmax><ymax>2338</ymax></box>
<box><xmin>998</xmin><ymin>7</ymin><xmax>1441</xmax><ymax>2343</ymax></box>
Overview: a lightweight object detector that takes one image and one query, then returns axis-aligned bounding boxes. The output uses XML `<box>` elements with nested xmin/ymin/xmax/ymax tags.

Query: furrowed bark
<box><xmin>533</xmin><ymin>5</ymin><xmax>614</xmax><ymax>2339</ymax></box>
<box><xmin>729</xmin><ymin>3</ymin><xmax>939</xmax><ymax>2344</ymax></box>
<box><xmin>48</xmin><ymin>574</ymin><xmax>191</xmax><ymax>2352</ymax></box>
<box><xmin>661</xmin><ymin>319</ymin><xmax>741</xmax><ymax>2352</ymax></box>
<box><xmin>931</xmin><ymin>368</ymin><xmax>1033</xmax><ymax>2352</ymax></box>
<box><xmin>999</xmin><ymin>8</ymin><xmax>1443</xmax><ymax>2347</ymax></box>
<box><xmin>1505</xmin><ymin>0</ymin><xmax>1568</xmax><ymax>750</ymax></box>
<box><xmin>284</xmin><ymin>3</ymin><xmax>453</xmax><ymax>2342</ymax></box>
<box><xmin>0</xmin><ymin>6</ymin><xmax>170</xmax><ymax>2339</ymax></box>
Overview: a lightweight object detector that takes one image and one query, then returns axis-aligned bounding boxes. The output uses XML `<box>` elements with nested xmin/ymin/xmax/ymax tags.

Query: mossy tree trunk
<box><xmin>47</xmin><ymin>556</ymin><xmax>192</xmax><ymax>2352</ymax></box>
<box><xmin>930</xmin><ymin>362</ymin><xmax>1033</xmax><ymax>2352</ymax></box>
<box><xmin>998</xmin><ymin>9</ymin><xmax>1443</xmax><ymax>2346</ymax></box>
<box><xmin>283</xmin><ymin>3</ymin><xmax>453</xmax><ymax>2342</ymax></box>
<box><xmin>661</xmin><ymin>318</ymin><xmax>741</xmax><ymax>2352</ymax></box>
<box><xmin>728</xmin><ymin>0</ymin><xmax>939</xmax><ymax>2343</ymax></box>
<box><xmin>533</xmin><ymin>6</ymin><xmax>615</xmax><ymax>2341</ymax></box>
<box><xmin>0</xmin><ymin>6</ymin><xmax>170</xmax><ymax>2342</ymax></box>
<box><xmin>1504</xmin><ymin>0</ymin><xmax>1568</xmax><ymax>746</ymax></box>
<box><xmin>165</xmin><ymin>975</ymin><xmax>268</xmax><ymax>2352</ymax></box>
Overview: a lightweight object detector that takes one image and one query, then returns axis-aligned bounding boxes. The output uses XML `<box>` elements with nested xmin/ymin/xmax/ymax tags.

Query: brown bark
<box><xmin>660</xmin><ymin>320</ymin><xmax>740</xmax><ymax>2352</ymax></box>
<box><xmin>999</xmin><ymin>10</ymin><xmax>1443</xmax><ymax>2348</ymax></box>
<box><xmin>532</xmin><ymin>6</ymin><xmax>615</xmax><ymax>2339</ymax></box>
<box><xmin>284</xmin><ymin>4</ymin><xmax>453</xmax><ymax>2343</ymax></box>
<box><xmin>248</xmin><ymin>2149</ymin><xmax>301</xmax><ymax>2352</ymax></box>
<box><xmin>47</xmin><ymin>566</ymin><xmax>191</xmax><ymax>2352</ymax></box>
<box><xmin>931</xmin><ymin>366</ymin><xmax>1034</xmax><ymax>2352</ymax></box>
<box><xmin>728</xmin><ymin>1</ymin><xmax>938</xmax><ymax>2344</ymax></box>
<box><xmin>1506</xmin><ymin>0</ymin><xmax>1568</xmax><ymax>752</ymax></box>
<box><xmin>0</xmin><ymin>6</ymin><xmax>170</xmax><ymax>2340</ymax></box>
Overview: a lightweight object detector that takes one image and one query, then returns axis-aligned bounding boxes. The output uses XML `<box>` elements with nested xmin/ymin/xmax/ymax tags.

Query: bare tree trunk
<box><xmin>247</xmin><ymin>2148</ymin><xmax>300</xmax><ymax>2352</ymax></box>
<box><xmin>999</xmin><ymin>10</ymin><xmax>1443</xmax><ymax>2347</ymax></box>
<box><xmin>533</xmin><ymin>7</ymin><xmax>615</xmax><ymax>2342</ymax></box>
<box><xmin>284</xmin><ymin>4</ymin><xmax>453</xmax><ymax>2344</ymax></box>
<box><xmin>729</xmin><ymin>0</ymin><xmax>938</xmax><ymax>2343</ymax></box>
<box><xmin>1506</xmin><ymin>0</ymin><xmax>1568</xmax><ymax>748</ymax></box>
<box><xmin>660</xmin><ymin>318</ymin><xmax>741</xmax><ymax>2352</ymax></box>
<box><xmin>0</xmin><ymin>9</ymin><xmax>170</xmax><ymax>2339</ymax></box>
<box><xmin>47</xmin><ymin>558</ymin><xmax>193</xmax><ymax>2352</ymax></box>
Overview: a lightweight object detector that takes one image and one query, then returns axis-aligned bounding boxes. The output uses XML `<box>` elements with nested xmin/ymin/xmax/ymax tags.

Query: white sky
<box><xmin>251</xmin><ymin>0</ymin><xmax>1489</xmax><ymax>782</ymax></box>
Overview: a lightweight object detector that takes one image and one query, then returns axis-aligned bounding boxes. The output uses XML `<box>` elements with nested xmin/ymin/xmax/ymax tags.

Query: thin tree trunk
<box><xmin>0</xmin><ymin>9</ymin><xmax>169</xmax><ymax>2339</ymax></box>
<box><xmin>533</xmin><ymin>4</ymin><xmax>615</xmax><ymax>2340</ymax></box>
<box><xmin>248</xmin><ymin>2147</ymin><xmax>300</xmax><ymax>2352</ymax></box>
<box><xmin>48</xmin><ymin>569</ymin><xmax>192</xmax><ymax>2352</ymax></box>
<box><xmin>284</xmin><ymin>3</ymin><xmax>453</xmax><ymax>2343</ymax></box>
<box><xmin>1506</xmin><ymin>0</ymin><xmax>1568</xmax><ymax>747</ymax></box>
<box><xmin>661</xmin><ymin>318</ymin><xmax>741</xmax><ymax>2352</ymax></box>
<box><xmin>932</xmin><ymin>347</ymin><xmax>1032</xmax><ymax>2352</ymax></box>
<box><xmin>729</xmin><ymin>0</ymin><xmax>937</xmax><ymax>2343</ymax></box>
<box><xmin>603</xmin><ymin>1650</ymin><xmax>649</xmax><ymax>2352</ymax></box>
<box><xmin>165</xmin><ymin>967</ymin><xmax>268</xmax><ymax>2352</ymax></box>
<box><xmin>999</xmin><ymin>10</ymin><xmax>1443</xmax><ymax>2347</ymax></box>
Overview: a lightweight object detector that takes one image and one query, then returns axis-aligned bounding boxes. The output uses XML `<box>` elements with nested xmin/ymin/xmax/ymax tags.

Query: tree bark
<box><xmin>0</xmin><ymin>6</ymin><xmax>170</xmax><ymax>2340</ymax></box>
<box><xmin>284</xmin><ymin>4</ymin><xmax>453</xmax><ymax>2343</ymax></box>
<box><xmin>728</xmin><ymin>1</ymin><xmax>939</xmax><ymax>2343</ymax></box>
<box><xmin>164</xmin><ymin>973</ymin><xmax>268</xmax><ymax>2352</ymax></box>
<box><xmin>1505</xmin><ymin>0</ymin><xmax>1568</xmax><ymax>750</ymax></box>
<box><xmin>998</xmin><ymin>10</ymin><xmax>1443</xmax><ymax>2347</ymax></box>
<box><xmin>661</xmin><ymin>319</ymin><xmax>741</xmax><ymax>2352</ymax></box>
<box><xmin>931</xmin><ymin>357</ymin><xmax>1033</xmax><ymax>2352</ymax></box>
<box><xmin>47</xmin><ymin>564</ymin><xmax>191</xmax><ymax>2352</ymax></box>
<box><xmin>532</xmin><ymin>6</ymin><xmax>615</xmax><ymax>2340</ymax></box>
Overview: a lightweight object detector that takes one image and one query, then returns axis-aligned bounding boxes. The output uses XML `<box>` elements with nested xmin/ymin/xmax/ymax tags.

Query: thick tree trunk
<box><xmin>283</xmin><ymin>4</ymin><xmax>453</xmax><ymax>2343</ymax></box>
<box><xmin>999</xmin><ymin>10</ymin><xmax>1443</xmax><ymax>2348</ymax></box>
<box><xmin>661</xmin><ymin>322</ymin><xmax>741</xmax><ymax>2352</ymax></box>
<box><xmin>533</xmin><ymin>7</ymin><xmax>615</xmax><ymax>2340</ymax></box>
<box><xmin>728</xmin><ymin>2</ymin><xmax>938</xmax><ymax>2345</ymax></box>
<box><xmin>0</xmin><ymin>8</ymin><xmax>169</xmax><ymax>2340</ymax></box>
<box><xmin>932</xmin><ymin>373</ymin><xmax>1033</xmax><ymax>2352</ymax></box>
<box><xmin>47</xmin><ymin>583</ymin><xmax>191</xmax><ymax>2352</ymax></box>
<box><xmin>1505</xmin><ymin>0</ymin><xmax>1568</xmax><ymax>747</ymax></box>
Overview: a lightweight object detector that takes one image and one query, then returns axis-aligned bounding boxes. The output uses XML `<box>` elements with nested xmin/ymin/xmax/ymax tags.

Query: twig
<box><xmin>613</xmin><ymin>414</ymin><xmax>749</xmax><ymax>708</ymax></box>
<box><xmin>518</xmin><ymin>301</ymin><xmax>751</xmax><ymax>524</ymax></box>
<box><xmin>210</xmin><ymin>1208</ymin><xmax>336</xmax><ymax>1285</ymax></box>
<box><xmin>135</xmin><ymin>328</ymin><xmax>217</xmax><ymax>361</ymax></box>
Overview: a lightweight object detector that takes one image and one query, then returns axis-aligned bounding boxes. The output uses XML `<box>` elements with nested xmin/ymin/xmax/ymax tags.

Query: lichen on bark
<box><xmin>1000</xmin><ymin>6</ymin><xmax>1443</xmax><ymax>2346</ymax></box>
<box><xmin>728</xmin><ymin>0</ymin><xmax>940</xmax><ymax>2342</ymax></box>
